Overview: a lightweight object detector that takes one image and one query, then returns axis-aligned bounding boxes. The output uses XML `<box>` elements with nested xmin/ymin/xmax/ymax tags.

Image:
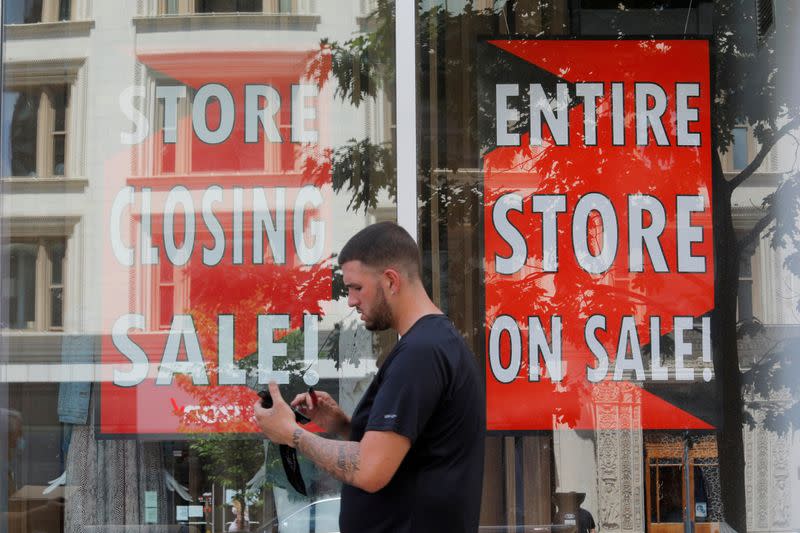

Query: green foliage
<box><xmin>331</xmin><ymin>139</ymin><xmax>396</xmax><ymax>213</ymax></box>
<box><xmin>316</xmin><ymin>1</ymin><xmax>395</xmax><ymax>107</ymax></box>
<box><xmin>190</xmin><ymin>435</ymin><xmax>265</xmax><ymax>504</ymax></box>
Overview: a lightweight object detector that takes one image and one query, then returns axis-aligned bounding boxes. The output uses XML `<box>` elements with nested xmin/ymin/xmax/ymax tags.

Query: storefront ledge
<box><xmin>2</xmin><ymin>20</ymin><xmax>95</xmax><ymax>39</ymax></box>
<box><xmin>132</xmin><ymin>13</ymin><xmax>321</xmax><ymax>33</ymax></box>
<box><xmin>723</xmin><ymin>170</ymin><xmax>782</xmax><ymax>187</ymax></box>
<box><xmin>1</xmin><ymin>331</ymin><xmax>67</xmax><ymax>365</ymax></box>
<box><xmin>1</xmin><ymin>177</ymin><xmax>89</xmax><ymax>194</ymax></box>
<box><xmin>125</xmin><ymin>172</ymin><xmax>304</xmax><ymax>190</ymax></box>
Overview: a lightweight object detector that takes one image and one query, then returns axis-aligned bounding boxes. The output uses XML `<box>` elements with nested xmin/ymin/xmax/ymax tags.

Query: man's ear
<box><xmin>383</xmin><ymin>268</ymin><xmax>402</xmax><ymax>295</ymax></box>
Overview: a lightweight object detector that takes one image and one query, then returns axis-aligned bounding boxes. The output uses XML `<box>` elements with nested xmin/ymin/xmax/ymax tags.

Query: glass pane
<box><xmin>693</xmin><ymin>465</ymin><xmax>709</xmax><ymax>522</ymax></box>
<box><xmin>8</xmin><ymin>243</ymin><xmax>38</xmax><ymax>329</ymax></box>
<box><xmin>737</xmin><ymin>279</ymin><xmax>753</xmax><ymax>321</ymax></box>
<box><xmin>3</xmin><ymin>89</ymin><xmax>40</xmax><ymax>177</ymax></box>
<box><xmin>53</xmin><ymin>134</ymin><xmax>66</xmax><ymax>175</ymax></box>
<box><xmin>196</xmin><ymin>0</ymin><xmax>262</xmax><ymax>12</ymax></box>
<box><xmin>657</xmin><ymin>466</ymin><xmax>683</xmax><ymax>522</ymax></box>
<box><xmin>583</xmin><ymin>0</ymin><xmax>695</xmax><ymax>7</ymax></box>
<box><xmin>416</xmin><ymin>0</ymin><xmax>797</xmax><ymax>532</ymax></box>
<box><xmin>159</xmin><ymin>285</ymin><xmax>174</xmax><ymax>327</ymax></box>
<box><xmin>3</xmin><ymin>4</ymin><xmax>396</xmax><ymax>529</ymax></box>
<box><xmin>160</xmin><ymin>256</ymin><xmax>174</xmax><ymax>282</ymax></box>
<box><xmin>732</xmin><ymin>126</ymin><xmax>748</xmax><ymax>170</ymax></box>
<box><xmin>160</xmin><ymin>0</ymin><xmax>177</xmax><ymax>14</ymax></box>
<box><xmin>59</xmin><ymin>0</ymin><xmax>71</xmax><ymax>20</ymax></box>
<box><xmin>3</xmin><ymin>0</ymin><xmax>43</xmax><ymax>24</ymax></box>
<box><xmin>50</xmin><ymin>240</ymin><xmax>66</xmax><ymax>284</ymax></box>
<box><xmin>53</xmin><ymin>86</ymin><xmax>68</xmax><ymax>132</ymax></box>
<box><xmin>649</xmin><ymin>467</ymin><xmax>658</xmax><ymax>522</ymax></box>
<box><xmin>50</xmin><ymin>287</ymin><xmax>63</xmax><ymax>328</ymax></box>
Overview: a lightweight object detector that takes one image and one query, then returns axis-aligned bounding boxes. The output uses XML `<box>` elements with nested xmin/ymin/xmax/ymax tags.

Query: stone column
<box><xmin>593</xmin><ymin>383</ymin><xmax>645</xmax><ymax>533</ymax></box>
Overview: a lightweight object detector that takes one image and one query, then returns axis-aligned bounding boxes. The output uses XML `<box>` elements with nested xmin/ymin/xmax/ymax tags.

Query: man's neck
<box><xmin>392</xmin><ymin>285</ymin><xmax>442</xmax><ymax>336</ymax></box>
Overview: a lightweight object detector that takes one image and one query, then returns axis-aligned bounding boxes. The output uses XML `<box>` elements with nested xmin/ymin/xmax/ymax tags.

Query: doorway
<box><xmin>644</xmin><ymin>434</ymin><xmax>722</xmax><ymax>533</ymax></box>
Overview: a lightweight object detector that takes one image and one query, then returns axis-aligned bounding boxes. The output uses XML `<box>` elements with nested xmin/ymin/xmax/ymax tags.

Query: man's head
<box><xmin>338</xmin><ymin>222</ymin><xmax>422</xmax><ymax>331</ymax></box>
<box><xmin>338</xmin><ymin>222</ymin><xmax>421</xmax><ymax>280</ymax></box>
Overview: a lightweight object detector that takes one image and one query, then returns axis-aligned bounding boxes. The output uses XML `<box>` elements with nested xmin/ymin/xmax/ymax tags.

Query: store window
<box><xmin>2</xmin><ymin>0</ymin><xmax>799</xmax><ymax>532</ymax></box>
<box><xmin>415</xmin><ymin>1</ymin><xmax>798</xmax><ymax>532</ymax></box>
<box><xmin>3</xmin><ymin>1</ymin><xmax>396</xmax><ymax>532</ymax></box>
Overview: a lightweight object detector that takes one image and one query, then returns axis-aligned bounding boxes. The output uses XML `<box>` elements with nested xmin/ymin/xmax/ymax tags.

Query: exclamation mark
<box><xmin>303</xmin><ymin>314</ymin><xmax>320</xmax><ymax>386</ymax></box>
<box><xmin>702</xmin><ymin>316</ymin><xmax>713</xmax><ymax>382</ymax></box>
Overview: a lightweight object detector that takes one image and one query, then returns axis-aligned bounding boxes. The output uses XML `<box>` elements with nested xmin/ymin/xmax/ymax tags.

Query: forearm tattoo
<box><xmin>294</xmin><ymin>430</ymin><xmax>361</xmax><ymax>485</ymax></box>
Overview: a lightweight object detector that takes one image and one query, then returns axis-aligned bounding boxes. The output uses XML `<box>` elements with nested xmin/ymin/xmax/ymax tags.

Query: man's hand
<box><xmin>291</xmin><ymin>389</ymin><xmax>351</xmax><ymax>438</ymax></box>
<box><xmin>253</xmin><ymin>381</ymin><xmax>299</xmax><ymax>446</ymax></box>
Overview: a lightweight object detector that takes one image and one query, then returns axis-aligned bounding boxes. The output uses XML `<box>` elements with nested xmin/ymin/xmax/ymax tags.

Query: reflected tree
<box><xmin>710</xmin><ymin>1</ymin><xmax>800</xmax><ymax>531</ymax></box>
<box><xmin>308</xmin><ymin>1</ymin><xmax>800</xmax><ymax>532</ymax></box>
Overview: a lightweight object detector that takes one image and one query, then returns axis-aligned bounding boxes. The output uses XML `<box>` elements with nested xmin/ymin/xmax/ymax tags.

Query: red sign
<box><xmin>100</xmin><ymin>50</ymin><xmax>333</xmax><ymax>436</ymax></box>
<box><xmin>482</xmin><ymin>40</ymin><xmax>715</xmax><ymax>431</ymax></box>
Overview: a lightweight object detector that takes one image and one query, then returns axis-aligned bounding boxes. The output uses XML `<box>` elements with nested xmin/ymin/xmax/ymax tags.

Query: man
<box><xmin>577</xmin><ymin>504</ymin><xmax>597</xmax><ymax>533</ymax></box>
<box><xmin>554</xmin><ymin>492</ymin><xmax>595</xmax><ymax>533</ymax></box>
<box><xmin>254</xmin><ymin>221</ymin><xmax>485</xmax><ymax>532</ymax></box>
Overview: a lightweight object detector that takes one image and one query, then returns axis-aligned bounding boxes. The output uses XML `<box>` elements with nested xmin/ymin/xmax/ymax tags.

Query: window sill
<box><xmin>723</xmin><ymin>170</ymin><xmax>782</xmax><ymax>187</ymax></box>
<box><xmin>1</xmin><ymin>331</ymin><xmax>67</xmax><ymax>364</ymax></box>
<box><xmin>3</xmin><ymin>20</ymin><xmax>95</xmax><ymax>39</ymax></box>
<box><xmin>133</xmin><ymin>13</ymin><xmax>320</xmax><ymax>32</ymax></box>
<box><xmin>1</xmin><ymin>176</ymin><xmax>89</xmax><ymax>194</ymax></box>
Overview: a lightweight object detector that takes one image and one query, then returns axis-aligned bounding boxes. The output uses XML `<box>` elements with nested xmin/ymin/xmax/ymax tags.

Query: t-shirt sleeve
<box><xmin>364</xmin><ymin>342</ymin><xmax>445</xmax><ymax>442</ymax></box>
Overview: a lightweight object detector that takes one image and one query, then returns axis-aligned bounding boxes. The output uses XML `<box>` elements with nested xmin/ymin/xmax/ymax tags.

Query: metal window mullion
<box><xmin>395</xmin><ymin>0</ymin><xmax>417</xmax><ymax>242</ymax></box>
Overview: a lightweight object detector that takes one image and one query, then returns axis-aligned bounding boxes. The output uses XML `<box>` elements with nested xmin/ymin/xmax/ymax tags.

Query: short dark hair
<box><xmin>338</xmin><ymin>221</ymin><xmax>421</xmax><ymax>279</ymax></box>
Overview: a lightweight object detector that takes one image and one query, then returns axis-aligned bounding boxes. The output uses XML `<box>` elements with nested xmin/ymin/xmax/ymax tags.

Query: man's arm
<box><xmin>290</xmin><ymin>428</ymin><xmax>410</xmax><ymax>493</ymax></box>
<box><xmin>291</xmin><ymin>390</ymin><xmax>352</xmax><ymax>440</ymax></box>
<box><xmin>254</xmin><ymin>382</ymin><xmax>411</xmax><ymax>493</ymax></box>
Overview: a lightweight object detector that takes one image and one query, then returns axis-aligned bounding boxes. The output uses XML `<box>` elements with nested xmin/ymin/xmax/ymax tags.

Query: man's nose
<box><xmin>347</xmin><ymin>293</ymin><xmax>358</xmax><ymax>307</ymax></box>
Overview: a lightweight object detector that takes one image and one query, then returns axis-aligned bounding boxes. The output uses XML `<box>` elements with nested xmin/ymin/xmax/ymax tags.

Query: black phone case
<box><xmin>258</xmin><ymin>390</ymin><xmax>308</xmax><ymax>496</ymax></box>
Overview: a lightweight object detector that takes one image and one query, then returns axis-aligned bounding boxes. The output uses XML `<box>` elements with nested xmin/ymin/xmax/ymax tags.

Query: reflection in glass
<box><xmin>9</xmin><ymin>243</ymin><xmax>37</xmax><ymax>329</ymax></box>
<box><xmin>6</xmin><ymin>90</ymin><xmax>39</xmax><ymax>177</ymax></box>
<box><xmin>53</xmin><ymin>86</ymin><xmax>68</xmax><ymax>131</ymax></box>
<box><xmin>50</xmin><ymin>240</ymin><xmax>65</xmax><ymax>285</ymax></box>
<box><xmin>50</xmin><ymin>287</ymin><xmax>63</xmax><ymax>328</ymax></box>
<box><xmin>3</xmin><ymin>0</ymin><xmax>43</xmax><ymax>24</ymax></box>
<box><xmin>651</xmin><ymin>464</ymin><xmax>683</xmax><ymax>523</ymax></box>
<box><xmin>196</xmin><ymin>0</ymin><xmax>262</xmax><ymax>12</ymax></box>
<box><xmin>59</xmin><ymin>0</ymin><xmax>71</xmax><ymax>20</ymax></box>
<box><xmin>53</xmin><ymin>135</ymin><xmax>66</xmax><ymax>176</ymax></box>
<box><xmin>732</xmin><ymin>126</ymin><xmax>748</xmax><ymax>170</ymax></box>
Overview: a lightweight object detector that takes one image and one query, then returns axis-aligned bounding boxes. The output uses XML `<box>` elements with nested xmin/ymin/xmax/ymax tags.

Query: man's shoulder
<box><xmin>402</xmin><ymin>314</ymin><xmax>467</xmax><ymax>349</ymax></box>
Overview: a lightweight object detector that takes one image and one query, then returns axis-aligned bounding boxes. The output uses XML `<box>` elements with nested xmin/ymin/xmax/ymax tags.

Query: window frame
<box><xmin>3</xmin><ymin>85</ymin><xmax>70</xmax><ymax>179</ymax></box>
<box><xmin>2</xmin><ymin>59</ymin><xmax>85</xmax><ymax>182</ymax></box>
<box><xmin>6</xmin><ymin>236</ymin><xmax>66</xmax><ymax>332</ymax></box>
<box><xmin>2</xmin><ymin>217</ymin><xmax>81</xmax><ymax>334</ymax></box>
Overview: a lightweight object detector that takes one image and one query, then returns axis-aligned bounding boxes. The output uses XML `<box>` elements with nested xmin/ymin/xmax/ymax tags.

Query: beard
<box><xmin>363</xmin><ymin>286</ymin><xmax>394</xmax><ymax>331</ymax></box>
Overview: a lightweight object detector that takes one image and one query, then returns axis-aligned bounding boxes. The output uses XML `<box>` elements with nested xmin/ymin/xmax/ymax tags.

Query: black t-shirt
<box><xmin>339</xmin><ymin>314</ymin><xmax>486</xmax><ymax>533</ymax></box>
